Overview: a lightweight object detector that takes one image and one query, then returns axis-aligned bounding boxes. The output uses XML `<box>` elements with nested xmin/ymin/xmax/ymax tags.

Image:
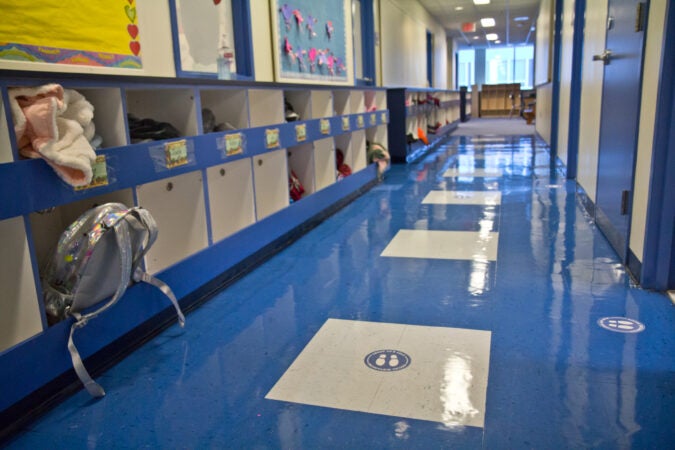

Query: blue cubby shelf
<box><xmin>0</xmin><ymin>164</ymin><xmax>378</xmax><ymax>413</ymax></box>
<box><xmin>0</xmin><ymin>70</ymin><xmax>388</xmax><ymax>419</ymax></box>
<box><xmin>405</xmin><ymin>120</ymin><xmax>459</xmax><ymax>163</ymax></box>
<box><xmin>0</xmin><ymin>111</ymin><xmax>389</xmax><ymax>220</ymax></box>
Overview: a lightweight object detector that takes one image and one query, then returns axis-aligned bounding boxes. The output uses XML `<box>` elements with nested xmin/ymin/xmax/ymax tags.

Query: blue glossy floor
<box><xmin>7</xmin><ymin>134</ymin><xmax>675</xmax><ymax>449</ymax></box>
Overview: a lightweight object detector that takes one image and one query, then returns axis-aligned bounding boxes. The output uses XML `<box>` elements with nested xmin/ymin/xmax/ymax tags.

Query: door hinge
<box><xmin>636</xmin><ymin>2</ymin><xmax>647</xmax><ymax>32</ymax></box>
<box><xmin>620</xmin><ymin>190</ymin><xmax>631</xmax><ymax>215</ymax></box>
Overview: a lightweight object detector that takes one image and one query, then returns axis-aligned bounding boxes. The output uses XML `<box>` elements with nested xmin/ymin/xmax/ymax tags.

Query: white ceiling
<box><xmin>416</xmin><ymin>0</ymin><xmax>541</xmax><ymax>48</ymax></box>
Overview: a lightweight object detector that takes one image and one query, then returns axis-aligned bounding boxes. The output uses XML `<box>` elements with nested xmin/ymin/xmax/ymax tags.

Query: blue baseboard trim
<box><xmin>0</xmin><ymin>165</ymin><xmax>378</xmax><ymax>439</ymax></box>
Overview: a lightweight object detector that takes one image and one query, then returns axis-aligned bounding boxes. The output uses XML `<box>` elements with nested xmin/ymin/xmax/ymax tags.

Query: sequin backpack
<box><xmin>42</xmin><ymin>202</ymin><xmax>186</xmax><ymax>397</ymax></box>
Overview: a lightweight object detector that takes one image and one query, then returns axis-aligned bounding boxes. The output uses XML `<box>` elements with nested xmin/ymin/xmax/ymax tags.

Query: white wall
<box><xmin>379</xmin><ymin>0</ymin><xmax>447</xmax><ymax>88</ymax></box>
<box><xmin>250</xmin><ymin>0</ymin><xmax>274</xmax><ymax>82</ymax></box>
<box><xmin>536</xmin><ymin>83</ymin><xmax>553</xmax><ymax>144</ymax></box>
<box><xmin>629</xmin><ymin>0</ymin><xmax>668</xmax><ymax>262</ymax></box>
<box><xmin>0</xmin><ymin>2</ymin><xmax>175</xmax><ymax>77</ymax></box>
<box><xmin>576</xmin><ymin>0</ymin><xmax>608</xmax><ymax>203</ymax></box>
<box><xmin>556</xmin><ymin>0</ymin><xmax>575</xmax><ymax>168</ymax></box>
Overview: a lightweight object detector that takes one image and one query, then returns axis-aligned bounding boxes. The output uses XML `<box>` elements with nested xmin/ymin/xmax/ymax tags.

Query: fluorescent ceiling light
<box><xmin>486</xmin><ymin>33</ymin><xmax>499</xmax><ymax>41</ymax></box>
<box><xmin>473</xmin><ymin>36</ymin><xmax>480</xmax><ymax>40</ymax></box>
<box><xmin>481</xmin><ymin>18</ymin><xmax>496</xmax><ymax>27</ymax></box>
<box><xmin>514</xmin><ymin>16</ymin><xmax>529</xmax><ymax>21</ymax></box>
<box><xmin>455</xmin><ymin>6</ymin><xmax>464</xmax><ymax>10</ymax></box>
<box><xmin>473</xmin><ymin>0</ymin><xmax>490</xmax><ymax>5</ymax></box>
<box><xmin>495</xmin><ymin>40</ymin><xmax>501</xmax><ymax>44</ymax></box>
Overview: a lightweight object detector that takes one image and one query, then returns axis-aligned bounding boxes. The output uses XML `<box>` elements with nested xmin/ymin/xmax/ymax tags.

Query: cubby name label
<box><xmin>320</xmin><ymin>119</ymin><xmax>331</xmax><ymax>135</ymax></box>
<box><xmin>381</xmin><ymin>112</ymin><xmax>387</xmax><ymax>124</ymax></box>
<box><xmin>266</xmin><ymin>128</ymin><xmax>280</xmax><ymax>149</ymax></box>
<box><xmin>357</xmin><ymin>115</ymin><xmax>365</xmax><ymax>128</ymax></box>
<box><xmin>225</xmin><ymin>133</ymin><xmax>244</xmax><ymax>156</ymax></box>
<box><xmin>75</xmin><ymin>155</ymin><xmax>109</xmax><ymax>191</ymax></box>
<box><xmin>295</xmin><ymin>123</ymin><xmax>307</xmax><ymax>142</ymax></box>
<box><xmin>165</xmin><ymin>140</ymin><xmax>189</xmax><ymax>169</ymax></box>
<box><xmin>342</xmin><ymin>116</ymin><xmax>350</xmax><ymax>131</ymax></box>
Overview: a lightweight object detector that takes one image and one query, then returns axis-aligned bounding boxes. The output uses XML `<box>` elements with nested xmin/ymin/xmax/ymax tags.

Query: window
<box><xmin>456</xmin><ymin>45</ymin><xmax>534</xmax><ymax>90</ymax></box>
<box><xmin>457</xmin><ymin>49</ymin><xmax>475</xmax><ymax>88</ymax></box>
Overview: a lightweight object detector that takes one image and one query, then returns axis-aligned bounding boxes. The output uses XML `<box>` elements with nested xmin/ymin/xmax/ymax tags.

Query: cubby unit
<box><xmin>366</xmin><ymin>125</ymin><xmax>388</xmax><ymax>147</ymax></box>
<box><xmin>135</xmin><ymin>170</ymin><xmax>208</xmax><ymax>273</ymax></box>
<box><xmin>125</xmin><ymin>88</ymin><xmax>199</xmax><ymax>140</ymax></box>
<box><xmin>334</xmin><ymin>133</ymin><xmax>352</xmax><ymax>177</ymax></box>
<box><xmin>199</xmin><ymin>88</ymin><xmax>249</xmax><ymax>132</ymax></box>
<box><xmin>310</xmin><ymin>90</ymin><xmax>333</xmax><ymax>119</ymax></box>
<box><xmin>76</xmin><ymin>88</ymin><xmax>127</xmax><ymax>149</ymax></box>
<box><xmin>364</xmin><ymin>91</ymin><xmax>377</xmax><ymax>112</ymax></box>
<box><xmin>0</xmin><ymin>216</ymin><xmax>42</xmax><ymax>353</ymax></box>
<box><xmin>248</xmin><ymin>89</ymin><xmax>284</xmax><ymax>127</ymax></box>
<box><xmin>0</xmin><ymin>97</ymin><xmax>13</xmax><ymax>163</ymax></box>
<box><xmin>0</xmin><ymin>72</ymin><xmax>387</xmax><ymax>417</ymax></box>
<box><xmin>287</xmin><ymin>143</ymin><xmax>315</xmax><ymax>198</ymax></box>
<box><xmin>333</xmin><ymin>90</ymin><xmax>351</xmax><ymax>116</ymax></box>
<box><xmin>313</xmin><ymin>137</ymin><xmax>336</xmax><ymax>191</ymax></box>
<box><xmin>252</xmin><ymin>149</ymin><xmax>289</xmax><ymax>220</ymax></box>
<box><xmin>350</xmin><ymin>130</ymin><xmax>367</xmax><ymax>172</ymax></box>
<box><xmin>28</xmin><ymin>189</ymin><xmax>136</xmax><ymax>272</ymax></box>
<box><xmin>387</xmin><ymin>88</ymin><xmax>461</xmax><ymax>163</ymax></box>
<box><xmin>350</xmin><ymin>90</ymin><xmax>366</xmax><ymax>114</ymax></box>
<box><xmin>206</xmin><ymin>159</ymin><xmax>256</xmax><ymax>243</ymax></box>
<box><xmin>284</xmin><ymin>90</ymin><xmax>311</xmax><ymax>122</ymax></box>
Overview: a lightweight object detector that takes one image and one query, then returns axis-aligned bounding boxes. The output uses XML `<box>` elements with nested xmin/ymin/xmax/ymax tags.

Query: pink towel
<box><xmin>10</xmin><ymin>84</ymin><xmax>96</xmax><ymax>187</ymax></box>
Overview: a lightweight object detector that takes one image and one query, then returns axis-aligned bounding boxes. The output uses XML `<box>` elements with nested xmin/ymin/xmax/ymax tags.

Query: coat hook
<box><xmin>166</xmin><ymin>182</ymin><xmax>173</xmax><ymax>191</ymax></box>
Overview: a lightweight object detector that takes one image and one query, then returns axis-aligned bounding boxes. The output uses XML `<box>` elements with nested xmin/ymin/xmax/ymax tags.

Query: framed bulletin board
<box><xmin>169</xmin><ymin>0</ymin><xmax>238</xmax><ymax>78</ymax></box>
<box><xmin>270</xmin><ymin>0</ymin><xmax>353</xmax><ymax>85</ymax></box>
<box><xmin>0</xmin><ymin>0</ymin><xmax>142</xmax><ymax>69</ymax></box>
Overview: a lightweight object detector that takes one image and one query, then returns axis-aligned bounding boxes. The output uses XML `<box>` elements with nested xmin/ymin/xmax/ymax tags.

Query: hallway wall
<box><xmin>536</xmin><ymin>84</ymin><xmax>553</xmax><ymax>144</ymax></box>
<box><xmin>378</xmin><ymin>0</ymin><xmax>448</xmax><ymax>88</ymax></box>
<box><xmin>576</xmin><ymin>0</ymin><xmax>608</xmax><ymax>204</ymax></box>
<box><xmin>629</xmin><ymin>0</ymin><xmax>668</xmax><ymax>263</ymax></box>
<box><xmin>556</xmin><ymin>0</ymin><xmax>575</xmax><ymax>168</ymax></box>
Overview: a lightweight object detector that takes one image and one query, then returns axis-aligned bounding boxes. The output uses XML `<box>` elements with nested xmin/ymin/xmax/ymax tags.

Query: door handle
<box><xmin>593</xmin><ymin>50</ymin><xmax>612</xmax><ymax>65</ymax></box>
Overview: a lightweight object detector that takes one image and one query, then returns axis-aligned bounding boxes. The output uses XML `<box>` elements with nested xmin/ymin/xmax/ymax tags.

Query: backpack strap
<box><xmin>67</xmin><ymin>219</ymin><xmax>134</xmax><ymax>398</ymax></box>
<box><xmin>129</xmin><ymin>207</ymin><xmax>186</xmax><ymax>328</ymax></box>
<box><xmin>133</xmin><ymin>267</ymin><xmax>186</xmax><ymax>328</ymax></box>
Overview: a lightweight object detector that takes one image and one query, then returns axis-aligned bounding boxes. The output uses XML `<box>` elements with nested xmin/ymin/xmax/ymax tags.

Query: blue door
<box><xmin>594</xmin><ymin>0</ymin><xmax>647</xmax><ymax>260</ymax></box>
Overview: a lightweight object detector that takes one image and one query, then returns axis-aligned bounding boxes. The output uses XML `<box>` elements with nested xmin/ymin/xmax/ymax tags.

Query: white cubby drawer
<box><xmin>206</xmin><ymin>159</ymin><xmax>256</xmax><ymax>243</ymax></box>
<box><xmin>253</xmin><ymin>149</ymin><xmax>289</xmax><ymax>220</ymax></box>
<box><xmin>136</xmin><ymin>170</ymin><xmax>208</xmax><ymax>273</ymax></box>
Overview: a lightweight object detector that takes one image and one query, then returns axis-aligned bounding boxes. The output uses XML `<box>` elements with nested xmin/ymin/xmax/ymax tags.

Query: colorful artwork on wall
<box><xmin>0</xmin><ymin>0</ymin><xmax>142</xmax><ymax>69</ymax></box>
<box><xmin>272</xmin><ymin>0</ymin><xmax>353</xmax><ymax>85</ymax></box>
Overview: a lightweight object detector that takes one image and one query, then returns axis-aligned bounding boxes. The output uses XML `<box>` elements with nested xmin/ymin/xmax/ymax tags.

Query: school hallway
<box><xmin>6</xmin><ymin>124</ymin><xmax>675</xmax><ymax>449</ymax></box>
